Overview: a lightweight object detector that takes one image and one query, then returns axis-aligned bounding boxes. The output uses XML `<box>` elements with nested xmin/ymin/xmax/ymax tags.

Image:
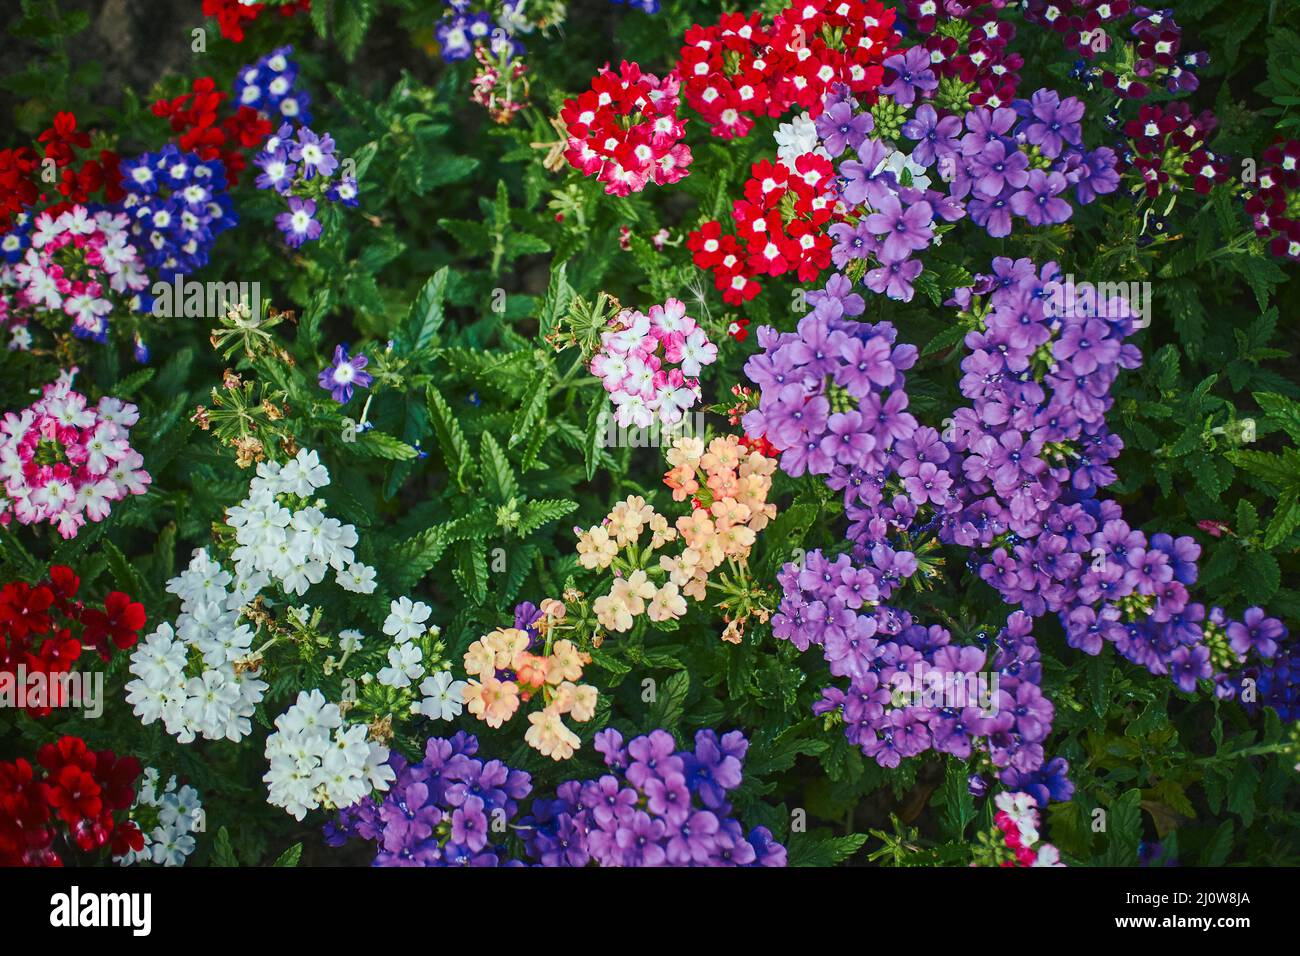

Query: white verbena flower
<box><xmin>413</xmin><ymin>670</ymin><xmax>467</xmax><ymax>721</ymax></box>
<box><xmin>377</xmin><ymin>642</ymin><xmax>424</xmax><ymax>689</ymax></box>
<box><xmin>383</xmin><ymin>596</ymin><xmax>432</xmax><ymax>643</ymax></box>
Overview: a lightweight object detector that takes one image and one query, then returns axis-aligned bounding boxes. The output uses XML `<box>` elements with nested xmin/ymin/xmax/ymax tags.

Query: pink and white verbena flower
<box><xmin>589</xmin><ymin>297</ymin><xmax>718</xmax><ymax>429</ymax></box>
<box><xmin>0</xmin><ymin>373</ymin><xmax>151</xmax><ymax>538</ymax></box>
<box><xmin>994</xmin><ymin>790</ymin><xmax>1065</xmax><ymax>867</ymax></box>
<box><xmin>2</xmin><ymin>205</ymin><xmax>149</xmax><ymax>344</ymax></box>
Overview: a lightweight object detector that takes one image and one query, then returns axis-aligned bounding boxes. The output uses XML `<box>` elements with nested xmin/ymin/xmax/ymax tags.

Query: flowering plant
<box><xmin>1</xmin><ymin>0</ymin><xmax>1298</xmax><ymax>873</ymax></box>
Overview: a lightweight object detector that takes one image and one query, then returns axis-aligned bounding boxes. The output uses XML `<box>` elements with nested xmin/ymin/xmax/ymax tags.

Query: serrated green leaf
<box><xmin>509</xmin><ymin>366</ymin><xmax>551</xmax><ymax>448</ymax></box>
<box><xmin>404</xmin><ymin>267</ymin><xmax>450</xmax><ymax>352</ymax></box>
<box><xmin>787</xmin><ymin>832</ymin><xmax>869</xmax><ymax>867</ymax></box>
<box><xmin>648</xmin><ymin>670</ymin><xmax>691</xmax><ymax>728</ymax></box>
<box><xmin>1098</xmin><ymin>788</ymin><xmax>1143</xmax><ymax>866</ymax></box>
<box><xmin>272</xmin><ymin>843</ymin><xmax>303</xmax><ymax>867</ymax></box>
<box><xmin>349</xmin><ymin>430</ymin><xmax>419</xmax><ymax>461</ymax></box>
<box><xmin>454</xmin><ymin>538</ymin><xmax>489</xmax><ymax>604</ymax></box>
<box><xmin>426</xmin><ymin>384</ymin><xmax>475</xmax><ymax>490</ymax></box>
<box><xmin>479</xmin><ymin>431</ymin><xmax>518</xmax><ymax>505</ymax></box>
<box><xmin>518</xmin><ymin>498</ymin><xmax>578</xmax><ymax>535</ymax></box>
<box><xmin>584</xmin><ymin>396</ymin><xmax>609</xmax><ymax>482</ymax></box>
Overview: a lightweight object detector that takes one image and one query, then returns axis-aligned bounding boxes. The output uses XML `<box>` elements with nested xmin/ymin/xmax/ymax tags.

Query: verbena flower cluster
<box><xmin>254</xmin><ymin>121</ymin><xmax>358</xmax><ymax>247</ymax></box>
<box><xmin>0</xmin><ymin>735</ymin><xmax>143</xmax><ymax>866</ymax></box>
<box><xmin>1</xmin><ymin>565</ymin><xmax>144</xmax><ymax>718</ymax></box>
<box><xmin>677</xmin><ymin>2</ymin><xmax>900</xmax><ymax>139</ymax></box>
<box><xmin>561</xmin><ymin>61</ymin><xmax>692</xmax><ymax>196</ymax></box>
<box><xmin>264</xmin><ymin>688</ymin><xmax>394</xmax><ymax>820</ymax></box>
<box><xmin>0</xmin><ymin>375</ymin><xmax>150</xmax><ymax>537</ymax></box>
<box><xmin>234</xmin><ymin>45</ymin><xmax>313</xmax><ymax>124</ymax></box>
<box><xmin>125</xmin><ymin>448</ymin><xmax>379</xmax><ymax>743</ymax></box>
<box><xmin>118</xmin><ymin>147</ymin><xmax>238</xmax><ymax>280</ymax></box>
<box><xmin>115</xmin><ymin>768</ymin><xmax>203</xmax><ymax>867</ymax></box>
<box><xmin>125</xmin><ymin>548</ymin><xmax>270</xmax><ymax>743</ymax></box>
<box><xmin>988</xmin><ymin>790</ymin><xmax>1064</xmax><ymax>867</ymax></box>
<box><xmin>520</xmin><ymin>728</ymin><xmax>787</xmax><ymax>866</ymax></box>
<box><xmin>590</xmin><ymin>297</ymin><xmax>717</xmax><ymax>428</ymax></box>
<box><xmin>461</xmin><ymin>601</ymin><xmax>597</xmax><ymax>760</ymax></box>
<box><xmin>2</xmin><ymin>206</ymin><xmax>148</xmax><ymax>343</ymax></box>
<box><xmin>579</xmin><ymin>435</ymin><xmax>777</xmax><ymax>640</ymax></box>
<box><xmin>324</xmin><ymin>731</ymin><xmax>531</xmax><ymax>866</ymax></box>
<box><xmin>744</xmin><ymin>261</ymin><xmax>1291</xmax><ymax>777</ymax></box>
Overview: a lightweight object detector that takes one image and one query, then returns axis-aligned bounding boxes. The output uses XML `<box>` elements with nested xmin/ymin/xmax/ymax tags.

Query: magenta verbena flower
<box><xmin>0</xmin><ymin>373</ymin><xmax>150</xmax><ymax>539</ymax></box>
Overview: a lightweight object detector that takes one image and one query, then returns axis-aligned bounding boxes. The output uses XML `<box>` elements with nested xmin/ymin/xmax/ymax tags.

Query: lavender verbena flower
<box><xmin>289</xmin><ymin>127</ymin><xmax>339</xmax><ymax>180</ymax></box>
<box><xmin>318</xmin><ymin>344</ymin><xmax>374</xmax><ymax>404</ymax></box>
<box><xmin>518</xmin><ymin>728</ymin><xmax>786</xmax><ymax>867</ymax></box>
<box><xmin>970</xmin><ymin>140</ymin><xmax>1030</xmax><ymax>198</ymax></box>
<box><xmin>839</xmin><ymin>137</ymin><xmax>896</xmax><ymax>207</ymax></box>
<box><xmin>816</xmin><ymin>100</ymin><xmax>875</xmax><ymax>157</ymax></box>
<box><xmin>901</xmin><ymin>104</ymin><xmax>962</xmax><ymax>168</ymax></box>
<box><xmin>752</xmin><ymin>260</ymin><xmax>1295</xmax><ymax>787</ymax></box>
<box><xmin>828</xmin><ymin>220</ymin><xmax>877</xmax><ymax>268</ymax></box>
<box><xmin>1071</xmin><ymin>147</ymin><xmax>1120</xmax><ymax>204</ymax></box>
<box><xmin>742</xmin><ymin>285</ymin><xmax>917</xmax><ymax>479</ymax></box>
<box><xmin>275</xmin><ymin>196</ymin><xmax>322</xmax><ymax>247</ymax></box>
<box><xmin>939</xmin><ymin>257</ymin><xmax>1290</xmax><ymax>702</ymax></box>
<box><xmin>865</xmin><ymin>256</ymin><xmax>924</xmax><ymax>301</ymax></box>
<box><xmin>1009</xmin><ymin>170</ymin><xmax>1072</xmax><ymax>226</ymax></box>
<box><xmin>864</xmin><ymin>193</ymin><xmax>934</xmax><ymax>262</ymax></box>
<box><xmin>254</xmin><ymin>149</ymin><xmax>296</xmax><ymax>194</ymax></box>
<box><xmin>1014</xmin><ymin>89</ymin><xmax>1085</xmax><ymax>159</ymax></box>
<box><xmin>880</xmin><ymin>47</ymin><xmax>938</xmax><ymax>106</ymax></box>
<box><xmin>325</xmin><ymin>732</ymin><xmax>532</xmax><ymax>866</ymax></box>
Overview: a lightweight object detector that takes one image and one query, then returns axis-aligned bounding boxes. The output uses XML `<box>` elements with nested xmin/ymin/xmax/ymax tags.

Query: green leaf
<box><xmin>102</xmin><ymin>538</ymin><xmax>146</xmax><ymax>598</ymax></box>
<box><xmin>1226</xmin><ymin>449</ymin><xmax>1300</xmax><ymax>486</ymax></box>
<box><xmin>1242</xmin><ymin>551</ymin><xmax>1281</xmax><ymax>604</ymax></box>
<box><xmin>403</xmin><ymin>267</ymin><xmax>450</xmax><ymax>353</ymax></box>
<box><xmin>1263</xmin><ymin>489</ymin><xmax>1300</xmax><ymax>548</ymax></box>
<box><xmin>1086</xmin><ymin>655</ymin><xmax>1111</xmax><ymax>718</ymax></box>
<box><xmin>509</xmin><ymin>366</ymin><xmax>551</xmax><ymax>448</ymax></box>
<box><xmin>479</xmin><ymin>432</ymin><xmax>518</xmax><ymax>505</ymax></box>
<box><xmin>453</xmin><ymin>538</ymin><xmax>489</xmax><ymax>604</ymax></box>
<box><xmin>518</xmin><ymin>498</ymin><xmax>578</xmax><ymax>535</ymax></box>
<box><xmin>1098</xmin><ymin>788</ymin><xmax>1143</xmax><ymax>866</ymax></box>
<box><xmin>1203</xmin><ymin>820</ymin><xmax>1234</xmax><ymax>866</ymax></box>
<box><xmin>299</xmin><ymin>288</ymin><xmax>331</xmax><ymax>353</ymax></box>
<box><xmin>940</xmin><ymin>761</ymin><xmax>977</xmax><ymax>840</ymax></box>
<box><xmin>426</xmin><ymin>384</ymin><xmax>475</xmax><ymax>490</ymax></box>
<box><xmin>211</xmin><ymin>827</ymin><xmax>239</xmax><ymax>867</ymax></box>
<box><xmin>1236</xmin><ymin>499</ymin><xmax>1259</xmax><ymax>537</ymax></box>
<box><xmin>648</xmin><ymin>671</ymin><xmax>691</xmax><ymax>728</ymax></box>
<box><xmin>272</xmin><ymin>843</ymin><xmax>303</xmax><ymax>867</ymax></box>
<box><xmin>587</xmin><ymin>646</ymin><xmax>633</xmax><ymax>683</ymax></box>
<box><xmin>1226</xmin><ymin>761</ymin><xmax>1260</xmax><ymax>826</ymax></box>
<box><xmin>537</xmin><ymin>261</ymin><xmax>575</xmax><ymax>339</ymax></box>
<box><xmin>1255</xmin><ymin>391</ymin><xmax>1300</xmax><ymax>445</ymax></box>
<box><xmin>787</xmin><ymin>832</ymin><xmax>869</xmax><ymax>867</ymax></box>
<box><xmin>921</xmin><ymin>322</ymin><xmax>968</xmax><ymax>357</ymax></box>
<box><xmin>583</xmin><ymin>395</ymin><xmax>610</xmax><ymax>482</ymax></box>
<box><xmin>335</xmin><ymin>0</ymin><xmax>374</xmax><ymax>60</ymax></box>
<box><xmin>349</xmin><ymin>431</ymin><xmax>419</xmax><ymax>461</ymax></box>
